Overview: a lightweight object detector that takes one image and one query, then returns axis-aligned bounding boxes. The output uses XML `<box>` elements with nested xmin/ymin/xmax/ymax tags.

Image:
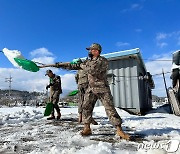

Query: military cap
<box><xmin>45</xmin><ymin>69</ymin><xmax>53</xmax><ymax>76</ymax></box>
<box><xmin>86</xmin><ymin>43</ymin><xmax>102</xmax><ymax>52</ymax></box>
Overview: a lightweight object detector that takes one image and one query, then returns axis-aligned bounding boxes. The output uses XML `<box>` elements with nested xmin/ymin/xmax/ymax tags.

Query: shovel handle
<box><xmin>38</xmin><ymin>64</ymin><xmax>57</xmax><ymax>68</ymax></box>
<box><xmin>38</xmin><ymin>62</ymin><xmax>70</xmax><ymax>68</ymax></box>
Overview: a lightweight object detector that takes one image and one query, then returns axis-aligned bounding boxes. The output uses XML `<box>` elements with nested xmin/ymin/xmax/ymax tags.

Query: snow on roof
<box><xmin>173</xmin><ymin>49</ymin><xmax>180</xmax><ymax>54</ymax></box>
<box><xmin>101</xmin><ymin>48</ymin><xmax>140</xmax><ymax>59</ymax></box>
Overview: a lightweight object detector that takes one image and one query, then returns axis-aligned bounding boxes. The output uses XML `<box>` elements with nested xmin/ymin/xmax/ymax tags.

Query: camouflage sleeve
<box><xmin>56</xmin><ymin>62</ymin><xmax>82</xmax><ymax>70</ymax></box>
<box><xmin>51</xmin><ymin>76</ymin><xmax>61</xmax><ymax>85</ymax></box>
<box><xmin>56</xmin><ymin>59</ymin><xmax>86</xmax><ymax>70</ymax></box>
<box><xmin>66</xmin><ymin>63</ymin><xmax>82</xmax><ymax>70</ymax></box>
<box><xmin>75</xmin><ymin>72</ymin><xmax>79</xmax><ymax>84</ymax></box>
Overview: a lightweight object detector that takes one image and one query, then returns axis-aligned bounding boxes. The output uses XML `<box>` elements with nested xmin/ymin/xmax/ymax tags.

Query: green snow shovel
<box><xmin>14</xmin><ymin>58</ymin><xmax>40</xmax><ymax>72</ymax></box>
<box><xmin>44</xmin><ymin>102</ymin><xmax>53</xmax><ymax>116</ymax></box>
<box><xmin>68</xmin><ymin>90</ymin><xmax>79</xmax><ymax>96</ymax></box>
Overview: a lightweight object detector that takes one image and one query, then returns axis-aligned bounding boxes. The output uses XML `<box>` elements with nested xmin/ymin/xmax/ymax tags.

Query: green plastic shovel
<box><xmin>44</xmin><ymin>102</ymin><xmax>53</xmax><ymax>116</ymax></box>
<box><xmin>68</xmin><ymin>90</ymin><xmax>79</xmax><ymax>96</ymax></box>
<box><xmin>14</xmin><ymin>58</ymin><xmax>40</xmax><ymax>72</ymax></box>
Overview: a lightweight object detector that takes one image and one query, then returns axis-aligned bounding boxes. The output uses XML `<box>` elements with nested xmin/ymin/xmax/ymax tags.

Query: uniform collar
<box><xmin>92</xmin><ymin>55</ymin><xmax>100</xmax><ymax>60</ymax></box>
<box><xmin>50</xmin><ymin>74</ymin><xmax>55</xmax><ymax>79</ymax></box>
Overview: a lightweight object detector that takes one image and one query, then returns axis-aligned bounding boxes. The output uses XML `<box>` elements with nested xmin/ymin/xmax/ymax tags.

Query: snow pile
<box><xmin>0</xmin><ymin>106</ymin><xmax>43</xmax><ymax>125</ymax></box>
<box><xmin>2</xmin><ymin>48</ymin><xmax>25</xmax><ymax>68</ymax></box>
<box><xmin>61</xmin><ymin>141</ymin><xmax>112</xmax><ymax>154</ymax></box>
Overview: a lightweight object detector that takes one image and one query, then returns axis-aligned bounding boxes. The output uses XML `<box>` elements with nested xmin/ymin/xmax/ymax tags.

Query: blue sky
<box><xmin>0</xmin><ymin>0</ymin><xmax>180</xmax><ymax>96</ymax></box>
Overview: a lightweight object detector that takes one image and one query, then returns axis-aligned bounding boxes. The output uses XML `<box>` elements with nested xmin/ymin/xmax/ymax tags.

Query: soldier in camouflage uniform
<box><xmin>56</xmin><ymin>43</ymin><xmax>130</xmax><ymax>140</ymax></box>
<box><xmin>75</xmin><ymin>68</ymin><xmax>98</xmax><ymax>124</ymax></box>
<box><xmin>45</xmin><ymin>70</ymin><xmax>62</xmax><ymax>120</ymax></box>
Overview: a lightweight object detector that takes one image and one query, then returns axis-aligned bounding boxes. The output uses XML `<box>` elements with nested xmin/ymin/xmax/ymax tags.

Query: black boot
<box><xmin>57</xmin><ymin>113</ymin><xmax>61</xmax><ymax>120</ymax></box>
<box><xmin>47</xmin><ymin>115</ymin><xmax>55</xmax><ymax>120</ymax></box>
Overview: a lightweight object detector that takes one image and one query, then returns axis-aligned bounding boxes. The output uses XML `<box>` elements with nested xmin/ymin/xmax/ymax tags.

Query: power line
<box><xmin>113</xmin><ymin>70</ymin><xmax>171</xmax><ymax>78</ymax></box>
<box><xmin>143</xmin><ymin>59</ymin><xmax>172</xmax><ymax>62</ymax></box>
<box><xmin>151</xmin><ymin>71</ymin><xmax>171</xmax><ymax>76</ymax></box>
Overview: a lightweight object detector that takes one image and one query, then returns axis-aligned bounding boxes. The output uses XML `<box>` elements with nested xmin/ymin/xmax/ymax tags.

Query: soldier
<box><xmin>75</xmin><ymin>68</ymin><xmax>98</xmax><ymax>125</ymax></box>
<box><xmin>45</xmin><ymin>70</ymin><xmax>62</xmax><ymax>120</ymax></box>
<box><xmin>56</xmin><ymin>43</ymin><xmax>130</xmax><ymax>140</ymax></box>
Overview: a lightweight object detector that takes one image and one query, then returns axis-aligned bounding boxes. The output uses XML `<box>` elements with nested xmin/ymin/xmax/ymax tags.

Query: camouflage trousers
<box><xmin>50</xmin><ymin>90</ymin><xmax>61</xmax><ymax>115</ymax></box>
<box><xmin>78</xmin><ymin>84</ymin><xmax>97</xmax><ymax>114</ymax></box>
<box><xmin>82</xmin><ymin>90</ymin><xmax>122</xmax><ymax>126</ymax></box>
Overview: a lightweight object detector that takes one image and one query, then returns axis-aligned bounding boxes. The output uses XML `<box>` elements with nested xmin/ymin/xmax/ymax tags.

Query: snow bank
<box><xmin>0</xmin><ymin>106</ymin><xmax>43</xmax><ymax>125</ymax></box>
<box><xmin>61</xmin><ymin>141</ymin><xmax>112</xmax><ymax>154</ymax></box>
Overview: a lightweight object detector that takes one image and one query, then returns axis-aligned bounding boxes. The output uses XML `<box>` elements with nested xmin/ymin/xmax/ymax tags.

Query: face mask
<box><xmin>88</xmin><ymin>51</ymin><xmax>93</xmax><ymax>58</ymax></box>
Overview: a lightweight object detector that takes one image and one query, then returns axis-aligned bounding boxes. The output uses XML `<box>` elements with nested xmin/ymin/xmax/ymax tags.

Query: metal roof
<box><xmin>102</xmin><ymin>48</ymin><xmax>147</xmax><ymax>71</ymax></box>
<box><xmin>101</xmin><ymin>48</ymin><xmax>140</xmax><ymax>59</ymax></box>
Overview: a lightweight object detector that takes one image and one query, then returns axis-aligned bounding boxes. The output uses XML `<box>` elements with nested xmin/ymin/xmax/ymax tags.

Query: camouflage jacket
<box><xmin>49</xmin><ymin>74</ymin><xmax>62</xmax><ymax>93</ymax></box>
<box><xmin>62</xmin><ymin>56</ymin><xmax>110</xmax><ymax>93</ymax></box>
<box><xmin>75</xmin><ymin>69</ymin><xmax>88</xmax><ymax>85</ymax></box>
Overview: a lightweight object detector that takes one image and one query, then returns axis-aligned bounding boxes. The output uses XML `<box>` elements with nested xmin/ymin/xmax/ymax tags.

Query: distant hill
<box><xmin>0</xmin><ymin>89</ymin><xmax>166</xmax><ymax>107</ymax></box>
<box><xmin>0</xmin><ymin>89</ymin><xmax>42</xmax><ymax>98</ymax></box>
<box><xmin>0</xmin><ymin>89</ymin><xmax>76</xmax><ymax>106</ymax></box>
<box><xmin>152</xmin><ymin>95</ymin><xmax>166</xmax><ymax>102</ymax></box>
<box><xmin>0</xmin><ymin>89</ymin><xmax>46</xmax><ymax>106</ymax></box>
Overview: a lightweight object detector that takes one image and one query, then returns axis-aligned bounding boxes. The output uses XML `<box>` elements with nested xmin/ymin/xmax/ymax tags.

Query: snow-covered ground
<box><xmin>0</xmin><ymin>105</ymin><xmax>179</xmax><ymax>154</ymax></box>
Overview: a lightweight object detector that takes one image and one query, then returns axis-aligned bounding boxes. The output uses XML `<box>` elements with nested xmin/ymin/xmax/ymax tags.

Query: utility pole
<box><xmin>5</xmin><ymin>75</ymin><xmax>13</xmax><ymax>100</ymax></box>
<box><xmin>162</xmin><ymin>69</ymin><xmax>169</xmax><ymax>101</ymax></box>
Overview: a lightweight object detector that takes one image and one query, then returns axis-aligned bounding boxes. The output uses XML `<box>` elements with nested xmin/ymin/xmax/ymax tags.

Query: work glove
<box><xmin>55</xmin><ymin>62</ymin><xmax>60</xmax><ymax>68</ymax></box>
<box><xmin>46</xmin><ymin>85</ymin><xmax>50</xmax><ymax>90</ymax></box>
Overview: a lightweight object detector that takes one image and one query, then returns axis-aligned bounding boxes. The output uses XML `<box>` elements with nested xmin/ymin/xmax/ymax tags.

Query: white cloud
<box><xmin>0</xmin><ymin>47</ymin><xmax>77</xmax><ymax>94</ymax></box>
<box><xmin>131</xmin><ymin>3</ymin><xmax>142</xmax><ymax>9</ymax></box>
<box><xmin>116</xmin><ymin>42</ymin><xmax>130</xmax><ymax>47</ymax></box>
<box><xmin>145</xmin><ymin>52</ymin><xmax>173</xmax><ymax>97</ymax></box>
<box><xmin>30</xmin><ymin>47</ymin><xmax>56</xmax><ymax>65</ymax></box>
<box><xmin>0</xmin><ymin>67</ymin><xmax>77</xmax><ymax>93</ymax></box>
<box><xmin>156</xmin><ymin>30</ymin><xmax>180</xmax><ymax>48</ymax></box>
<box><xmin>177</xmin><ymin>36</ymin><xmax>180</xmax><ymax>46</ymax></box>
<box><xmin>157</xmin><ymin>42</ymin><xmax>168</xmax><ymax>48</ymax></box>
<box><xmin>30</xmin><ymin>48</ymin><xmax>53</xmax><ymax>57</ymax></box>
<box><xmin>121</xmin><ymin>3</ymin><xmax>143</xmax><ymax>13</ymax></box>
<box><xmin>32</xmin><ymin>57</ymin><xmax>55</xmax><ymax>65</ymax></box>
<box><xmin>135</xmin><ymin>29</ymin><xmax>142</xmax><ymax>32</ymax></box>
<box><xmin>0</xmin><ymin>68</ymin><xmax>47</xmax><ymax>92</ymax></box>
<box><xmin>61</xmin><ymin>73</ymin><xmax>77</xmax><ymax>90</ymax></box>
<box><xmin>156</xmin><ymin>33</ymin><xmax>167</xmax><ymax>41</ymax></box>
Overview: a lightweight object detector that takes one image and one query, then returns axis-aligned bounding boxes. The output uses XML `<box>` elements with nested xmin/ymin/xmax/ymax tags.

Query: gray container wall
<box><xmin>96</xmin><ymin>58</ymin><xmax>139</xmax><ymax>113</ymax></box>
<box><xmin>96</xmin><ymin>57</ymin><xmax>152</xmax><ymax>114</ymax></box>
<box><xmin>137</xmin><ymin>64</ymin><xmax>152</xmax><ymax>112</ymax></box>
<box><xmin>109</xmin><ymin>58</ymin><xmax>141</xmax><ymax>113</ymax></box>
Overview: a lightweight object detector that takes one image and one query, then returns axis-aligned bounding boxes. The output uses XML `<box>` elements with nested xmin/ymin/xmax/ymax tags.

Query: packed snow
<box><xmin>0</xmin><ymin>105</ymin><xmax>179</xmax><ymax>154</ymax></box>
<box><xmin>2</xmin><ymin>48</ymin><xmax>25</xmax><ymax>68</ymax></box>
